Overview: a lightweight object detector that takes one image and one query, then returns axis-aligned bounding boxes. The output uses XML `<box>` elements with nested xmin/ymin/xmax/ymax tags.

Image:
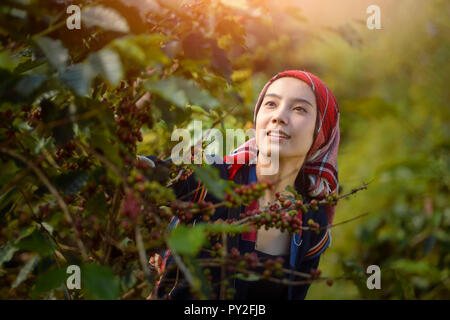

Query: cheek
<box><xmin>255</xmin><ymin>115</ymin><xmax>269</xmax><ymax>148</ymax></box>
<box><xmin>255</xmin><ymin>114</ymin><xmax>269</xmax><ymax>135</ymax></box>
<box><xmin>292</xmin><ymin>117</ymin><xmax>316</xmax><ymax>145</ymax></box>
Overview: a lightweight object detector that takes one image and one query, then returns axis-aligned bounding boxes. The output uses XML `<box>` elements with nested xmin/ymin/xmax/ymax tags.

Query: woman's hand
<box><xmin>149</xmin><ymin>253</ymin><xmax>163</xmax><ymax>276</ymax></box>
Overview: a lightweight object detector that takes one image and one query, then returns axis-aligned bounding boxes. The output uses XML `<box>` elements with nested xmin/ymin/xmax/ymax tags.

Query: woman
<box><xmin>143</xmin><ymin>69</ymin><xmax>340</xmax><ymax>300</ymax></box>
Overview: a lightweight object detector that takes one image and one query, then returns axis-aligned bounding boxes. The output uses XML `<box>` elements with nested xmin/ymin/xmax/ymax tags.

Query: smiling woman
<box><xmin>234</xmin><ymin>70</ymin><xmax>340</xmax><ymax>227</ymax></box>
<box><xmin>254</xmin><ymin>76</ymin><xmax>319</xmax><ymax>256</ymax></box>
<box><xmin>147</xmin><ymin>69</ymin><xmax>341</xmax><ymax>300</ymax></box>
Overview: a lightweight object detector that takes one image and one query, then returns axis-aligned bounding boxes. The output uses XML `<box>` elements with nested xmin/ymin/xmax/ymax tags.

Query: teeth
<box><xmin>268</xmin><ymin>132</ymin><xmax>289</xmax><ymax>138</ymax></box>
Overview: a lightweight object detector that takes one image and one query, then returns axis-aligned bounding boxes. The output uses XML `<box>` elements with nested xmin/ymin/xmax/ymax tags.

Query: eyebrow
<box><xmin>264</xmin><ymin>93</ymin><xmax>314</xmax><ymax>108</ymax></box>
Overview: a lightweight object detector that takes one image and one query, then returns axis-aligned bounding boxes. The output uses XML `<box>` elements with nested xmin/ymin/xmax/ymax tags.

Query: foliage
<box><xmin>0</xmin><ymin>0</ymin><xmax>447</xmax><ymax>300</ymax></box>
<box><xmin>0</xmin><ymin>0</ymin><xmax>274</xmax><ymax>299</ymax></box>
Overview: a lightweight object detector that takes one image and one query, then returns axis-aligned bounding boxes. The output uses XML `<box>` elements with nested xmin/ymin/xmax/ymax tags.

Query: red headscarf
<box><xmin>226</xmin><ymin>70</ymin><xmax>340</xmax><ymax>225</ymax></box>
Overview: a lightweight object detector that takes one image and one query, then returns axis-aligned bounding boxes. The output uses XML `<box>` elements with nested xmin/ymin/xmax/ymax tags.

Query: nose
<box><xmin>271</xmin><ymin>103</ymin><xmax>288</xmax><ymax>125</ymax></box>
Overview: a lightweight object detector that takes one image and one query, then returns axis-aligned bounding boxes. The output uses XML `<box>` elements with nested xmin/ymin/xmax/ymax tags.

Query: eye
<box><xmin>294</xmin><ymin>106</ymin><xmax>307</xmax><ymax>113</ymax></box>
<box><xmin>265</xmin><ymin>101</ymin><xmax>276</xmax><ymax>108</ymax></box>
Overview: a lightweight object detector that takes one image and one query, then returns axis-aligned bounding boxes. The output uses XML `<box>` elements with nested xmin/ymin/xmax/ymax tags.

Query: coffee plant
<box><xmin>0</xmin><ymin>0</ymin><xmax>371</xmax><ymax>300</ymax></box>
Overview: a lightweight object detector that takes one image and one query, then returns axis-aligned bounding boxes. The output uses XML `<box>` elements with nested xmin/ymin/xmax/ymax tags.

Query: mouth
<box><xmin>267</xmin><ymin>129</ymin><xmax>291</xmax><ymax>140</ymax></box>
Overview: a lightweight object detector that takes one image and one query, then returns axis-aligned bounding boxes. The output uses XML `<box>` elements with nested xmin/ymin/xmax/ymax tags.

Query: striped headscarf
<box><xmin>228</xmin><ymin>70</ymin><xmax>340</xmax><ymax>224</ymax></box>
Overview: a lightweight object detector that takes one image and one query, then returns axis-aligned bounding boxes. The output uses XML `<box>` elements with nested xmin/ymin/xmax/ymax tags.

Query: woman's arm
<box><xmin>140</xmin><ymin>155</ymin><xmax>229</xmax><ymax>299</ymax></box>
<box><xmin>137</xmin><ymin>155</ymin><xmax>200</xmax><ymax>286</ymax></box>
<box><xmin>137</xmin><ymin>155</ymin><xmax>198</xmax><ymax>202</ymax></box>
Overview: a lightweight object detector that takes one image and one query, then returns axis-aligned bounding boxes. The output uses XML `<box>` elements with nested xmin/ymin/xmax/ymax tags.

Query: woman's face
<box><xmin>255</xmin><ymin>77</ymin><xmax>318</xmax><ymax>161</ymax></box>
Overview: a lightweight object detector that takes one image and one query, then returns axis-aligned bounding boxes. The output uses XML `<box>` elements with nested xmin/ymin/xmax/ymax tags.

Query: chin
<box><xmin>260</xmin><ymin>146</ymin><xmax>286</xmax><ymax>159</ymax></box>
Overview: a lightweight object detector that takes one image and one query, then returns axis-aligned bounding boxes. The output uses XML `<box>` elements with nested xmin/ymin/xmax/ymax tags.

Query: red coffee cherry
<box><xmin>283</xmin><ymin>200</ymin><xmax>292</xmax><ymax>208</ymax></box>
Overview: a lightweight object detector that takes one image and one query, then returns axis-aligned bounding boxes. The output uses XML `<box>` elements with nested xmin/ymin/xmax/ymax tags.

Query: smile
<box><xmin>267</xmin><ymin>130</ymin><xmax>291</xmax><ymax>140</ymax></box>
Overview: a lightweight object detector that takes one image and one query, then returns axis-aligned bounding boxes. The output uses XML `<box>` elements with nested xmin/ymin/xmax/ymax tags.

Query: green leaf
<box><xmin>151</xmin><ymin>95</ymin><xmax>190</xmax><ymax>130</ymax></box>
<box><xmin>179</xmin><ymin>79</ymin><xmax>220</xmax><ymax>109</ymax></box>
<box><xmin>120</xmin><ymin>270</ymin><xmax>138</xmax><ymax>292</ymax></box>
<box><xmin>81</xmin><ymin>264</ymin><xmax>120</xmax><ymax>300</ymax></box>
<box><xmin>15</xmin><ymin>74</ymin><xmax>46</xmax><ymax>97</ymax></box>
<box><xmin>145</xmin><ymin>76</ymin><xmax>219</xmax><ymax>109</ymax></box>
<box><xmin>59</xmin><ymin>63</ymin><xmax>95</xmax><ymax>96</ymax></box>
<box><xmin>35</xmin><ymin>37</ymin><xmax>69</xmax><ymax>72</ymax></box>
<box><xmin>16</xmin><ymin>224</ymin><xmax>37</xmax><ymax>242</ymax></box>
<box><xmin>111</xmin><ymin>38</ymin><xmax>146</xmax><ymax>65</ymax></box>
<box><xmin>54</xmin><ymin>171</ymin><xmax>90</xmax><ymax>195</ymax></box>
<box><xmin>31</xmin><ymin>267</ymin><xmax>67</xmax><ymax>298</ymax></box>
<box><xmin>12</xmin><ymin>255</ymin><xmax>40</xmax><ymax>288</ymax></box>
<box><xmin>183</xmin><ymin>255</ymin><xmax>213</xmax><ymax>299</ymax></box>
<box><xmin>53</xmin><ymin>124</ymin><xmax>74</xmax><ymax>148</ymax></box>
<box><xmin>82</xmin><ymin>6</ymin><xmax>130</xmax><ymax>33</ymax></box>
<box><xmin>85</xmin><ymin>193</ymin><xmax>108</xmax><ymax>216</ymax></box>
<box><xmin>88</xmin><ymin>49</ymin><xmax>123</xmax><ymax>86</ymax></box>
<box><xmin>0</xmin><ymin>160</ymin><xmax>20</xmax><ymax>188</ymax></box>
<box><xmin>189</xmin><ymin>105</ymin><xmax>209</xmax><ymax>115</ymax></box>
<box><xmin>13</xmin><ymin>59</ymin><xmax>45</xmax><ymax>74</ymax></box>
<box><xmin>167</xmin><ymin>224</ymin><xmax>206</xmax><ymax>257</ymax></box>
<box><xmin>119</xmin><ymin>237</ymin><xmax>132</xmax><ymax>250</ymax></box>
<box><xmin>0</xmin><ymin>188</ymin><xmax>20</xmax><ymax>217</ymax></box>
<box><xmin>0</xmin><ymin>242</ymin><xmax>19</xmax><ymax>267</ymax></box>
<box><xmin>156</xmin><ymin>119</ymin><xmax>169</xmax><ymax>130</ymax></box>
<box><xmin>182</xmin><ymin>32</ymin><xmax>212</xmax><ymax>60</ymax></box>
<box><xmin>111</xmin><ymin>35</ymin><xmax>169</xmax><ymax>66</ymax></box>
<box><xmin>210</xmin><ymin>45</ymin><xmax>232</xmax><ymax>82</ymax></box>
<box><xmin>145</xmin><ymin>77</ymin><xmax>188</xmax><ymax>108</ymax></box>
<box><xmin>193</xmin><ymin>165</ymin><xmax>227</xmax><ymax>200</ymax></box>
<box><xmin>17</xmin><ymin>230</ymin><xmax>54</xmax><ymax>257</ymax></box>
<box><xmin>89</xmin><ymin>125</ymin><xmax>123</xmax><ymax>184</ymax></box>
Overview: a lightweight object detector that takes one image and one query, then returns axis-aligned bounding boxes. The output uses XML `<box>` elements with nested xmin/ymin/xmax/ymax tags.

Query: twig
<box><xmin>167</xmin><ymin>265</ymin><xmax>180</xmax><ymax>298</ymax></box>
<box><xmin>41</xmin><ymin>109</ymin><xmax>102</xmax><ymax>131</ymax></box>
<box><xmin>32</xmin><ymin>19</ymin><xmax>67</xmax><ymax>39</ymax></box>
<box><xmin>319</xmin><ymin>212</ymin><xmax>370</xmax><ymax>231</ymax></box>
<box><xmin>17</xmin><ymin>187</ymin><xmax>73</xmax><ymax>299</ymax></box>
<box><xmin>219</xmin><ymin>232</ymin><xmax>226</xmax><ymax>300</ymax></box>
<box><xmin>76</xmin><ymin>140</ymin><xmax>129</xmax><ymax>189</ymax></box>
<box><xmin>102</xmin><ymin>186</ymin><xmax>123</xmax><ymax>265</ymax></box>
<box><xmin>196</xmin><ymin>254</ymin><xmax>313</xmax><ymax>279</ymax></box>
<box><xmin>170</xmin><ymin>251</ymin><xmax>196</xmax><ymax>292</ymax></box>
<box><xmin>0</xmin><ymin>147</ymin><xmax>89</xmax><ymax>261</ymax></box>
<box><xmin>232</xmin><ymin>181</ymin><xmax>370</xmax><ymax>227</ymax></box>
<box><xmin>335</xmin><ymin>180</ymin><xmax>372</xmax><ymax>200</ymax></box>
<box><xmin>135</xmin><ymin>225</ymin><xmax>150</xmax><ymax>281</ymax></box>
<box><xmin>0</xmin><ymin>166</ymin><xmax>31</xmax><ymax>195</ymax></box>
<box><xmin>121</xmin><ymin>282</ymin><xmax>148</xmax><ymax>299</ymax></box>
